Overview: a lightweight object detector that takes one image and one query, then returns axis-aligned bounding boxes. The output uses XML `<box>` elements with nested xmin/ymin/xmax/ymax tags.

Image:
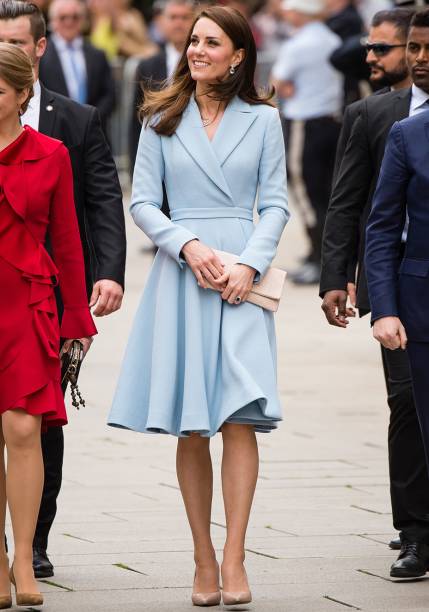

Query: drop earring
<box><xmin>230</xmin><ymin>65</ymin><xmax>236</xmax><ymax>75</ymax></box>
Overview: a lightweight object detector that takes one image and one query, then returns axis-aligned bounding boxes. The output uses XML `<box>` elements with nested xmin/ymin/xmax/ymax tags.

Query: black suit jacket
<box><xmin>39</xmin><ymin>85</ymin><xmax>126</xmax><ymax>296</ymax></box>
<box><xmin>39</xmin><ymin>39</ymin><xmax>116</xmax><ymax>126</ymax></box>
<box><xmin>333</xmin><ymin>87</ymin><xmax>389</xmax><ymax>183</ymax></box>
<box><xmin>320</xmin><ymin>87</ymin><xmax>411</xmax><ymax>312</ymax></box>
<box><xmin>129</xmin><ymin>50</ymin><xmax>167</xmax><ymax>173</ymax></box>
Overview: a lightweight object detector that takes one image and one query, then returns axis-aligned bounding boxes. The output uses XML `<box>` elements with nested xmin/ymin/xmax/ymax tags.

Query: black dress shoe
<box><xmin>390</xmin><ymin>539</ymin><xmax>429</xmax><ymax>578</ymax></box>
<box><xmin>33</xmin><ymin>547</ymin><xmax>54</xmax><ymax>578</ymax></box>
<box><xmin>389</xmin><ymin>536</ymin><xmax>402</xmax><ymax>550</ymax></box>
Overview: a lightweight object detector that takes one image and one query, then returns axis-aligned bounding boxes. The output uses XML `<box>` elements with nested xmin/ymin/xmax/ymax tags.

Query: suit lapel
<box><xmin>394</xmin><ymin>88</ymin><xmax>412</xmax><ymax>121</ymax></box>
<box><xmin>175</xmin><ymin>96</ymin><xmax>234</xmax><ymax>201</ymax></box>
<box><xmin>47</xmin><ymin>41</ymin><xmax>69</xmax><ymax>96</ymax></box>
<box><xmin>38</xmin><ymin>86</ymin><xmax>57</xmax><ymax>136</ymax></box>
<box><xmin>211</xmin><ymin>97</ymin><xmax>257</xmax><ymax>166</ymax></box>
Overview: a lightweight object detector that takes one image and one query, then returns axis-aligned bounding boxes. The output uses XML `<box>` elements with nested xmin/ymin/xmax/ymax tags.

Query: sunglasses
<box><xmin>57</xmin><ymin>14</ymin><xmax>82</xmax><ymax>22</ymax></box>
<box><xmin>365</xmin><ymin>42</ymin><xmax>406</xmax><ymax>57</ymax></box>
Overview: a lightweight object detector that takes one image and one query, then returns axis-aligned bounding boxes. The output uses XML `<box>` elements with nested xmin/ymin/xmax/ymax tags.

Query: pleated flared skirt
<box><xmin>108</xmin><ymin>215</ymin><xmax>283</xmax><ymax>437</ymax></box>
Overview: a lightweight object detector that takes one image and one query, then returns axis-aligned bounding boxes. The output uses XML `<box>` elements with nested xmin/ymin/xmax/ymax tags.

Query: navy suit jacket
<box><xmin>365</xmin><ymin>110</ymin><xmax>429</xmax><ymax>341</ymax></box>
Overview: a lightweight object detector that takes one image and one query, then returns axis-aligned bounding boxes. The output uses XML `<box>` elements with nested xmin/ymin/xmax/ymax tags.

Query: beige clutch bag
<box><xmin>209</xmin><ymin>250</ymin><xmax>287</xmax><ymax>312</ymax></box>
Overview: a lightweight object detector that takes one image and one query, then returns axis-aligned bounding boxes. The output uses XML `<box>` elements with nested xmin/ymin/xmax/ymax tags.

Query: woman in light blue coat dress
<box><xmin>109</xmin><ymin>6</ymin><xmax>289</xmax><ymax>606</ymax></box>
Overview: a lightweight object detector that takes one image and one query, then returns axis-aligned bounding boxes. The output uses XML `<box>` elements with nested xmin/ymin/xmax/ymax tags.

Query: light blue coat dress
<box><xmin>108</xmin><ymin>95</ymin><xmax>289</xmax><ymax>437</ymax></box>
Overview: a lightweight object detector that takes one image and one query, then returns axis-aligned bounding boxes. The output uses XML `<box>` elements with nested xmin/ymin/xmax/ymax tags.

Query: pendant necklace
<box><xmin>200</xmin><ymin>102</ymin><xmax>221</xmax><ymax>128</ymax></box>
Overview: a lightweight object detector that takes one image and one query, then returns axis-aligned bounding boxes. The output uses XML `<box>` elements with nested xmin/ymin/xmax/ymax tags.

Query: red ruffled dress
<box><xmin>0</xmin><ymin>126</ymin><xmax>97</xmax><ymax>429</ymax></box>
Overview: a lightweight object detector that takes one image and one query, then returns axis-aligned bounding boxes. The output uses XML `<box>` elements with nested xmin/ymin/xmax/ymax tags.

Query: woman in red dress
<box><xmin>0</xmin><ymin>43</ymin><xmax>96</xmax><ymax>607</ymax></box>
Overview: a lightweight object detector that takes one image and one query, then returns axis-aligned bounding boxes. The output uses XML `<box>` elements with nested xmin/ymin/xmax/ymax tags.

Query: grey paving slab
<box><xmin>14</xmin><ymin>198</ymin><xmax>427</xmax><ymax>611</ymax></box>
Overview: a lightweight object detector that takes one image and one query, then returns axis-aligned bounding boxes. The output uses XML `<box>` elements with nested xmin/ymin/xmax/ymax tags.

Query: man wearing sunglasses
<box><xmin>39</xmin><ymin>0</ymin><xmax>115</xmax><ymax>130</ymax></box>
<box><xmin>321</xmin><ymin>6</ymin><xmax>429</xmax><ymax>579</ymax></box>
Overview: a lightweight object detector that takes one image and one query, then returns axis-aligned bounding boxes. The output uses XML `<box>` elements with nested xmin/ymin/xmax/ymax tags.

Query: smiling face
<box><xmin>407</xmin><ymin>26</ymin><xmax>429</xmax><ymax>93</ymax></box>
<box><xmin>0</xmin><ymin>75</ymin><xmax>28</xmax><ymax>123</ymax></box>
<box><xmin>186</xmin><ymin>17</ymin><xmax>244</xmax><ymax>85</ymax></box>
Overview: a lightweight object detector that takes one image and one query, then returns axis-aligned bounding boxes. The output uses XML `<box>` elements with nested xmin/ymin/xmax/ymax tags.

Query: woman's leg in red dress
<box><xmin>0</xmin><ymin>425</ymin><xmax>10</xmax><ymax>596</ymax></box>
<box><xmin>2</xmin><ymin>410</ymin><xmax>43</xmax><ymax>595</ymax></box>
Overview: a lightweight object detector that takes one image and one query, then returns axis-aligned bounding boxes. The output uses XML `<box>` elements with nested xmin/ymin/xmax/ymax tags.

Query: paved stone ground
<box><xmin>17</xmin><ymin>203</ymin><xmax>428</xmax><ymax>611</ymax></box>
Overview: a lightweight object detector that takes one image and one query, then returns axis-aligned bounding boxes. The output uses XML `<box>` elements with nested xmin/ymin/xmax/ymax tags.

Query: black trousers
<box><xmin>284</xmin><ymin>116</ymin><xmax>341</xmax><ymax>264</ymax></box>
<box><xmin>406</xmin><ymin>342</ymin><xmax>429</xmax><ymax>469</ymax></box>
<box><xmin>33</xmin><ymin>426</ymin><xmax>64</xmax><ymax>550</ymax></box>
<box><xmin>382</xmin><ymin>345</ymin><xmax>429</xmax><ymax>541</ymax></box>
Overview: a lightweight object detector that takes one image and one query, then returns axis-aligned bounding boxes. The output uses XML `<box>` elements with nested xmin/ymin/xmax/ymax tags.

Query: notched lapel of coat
<box><xmin>175</xmin><ymin>98</ymin><xmax>234</xmax><ymax>201</ymax></box>
<box><xmin>213</xmin><ymin>97</ymin><xmax>257</xmax><ymax>167</ymax></box>
<box><xmin>39</xmin><ymin>87</ymin><xmax>57</xmax><ymax>136</ymax></box>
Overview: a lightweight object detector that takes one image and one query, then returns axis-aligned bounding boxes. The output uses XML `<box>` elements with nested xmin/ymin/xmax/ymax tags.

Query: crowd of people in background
<box><xmin>19</xmin><ymin>0</ymin><xmax>420</xmax><ymax>288</ymax></box>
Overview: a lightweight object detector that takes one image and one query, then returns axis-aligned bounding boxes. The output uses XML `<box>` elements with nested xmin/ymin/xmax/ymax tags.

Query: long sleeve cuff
<box><xmin>237</xmin><ymin>251</ymin><xmax>266</xmax><ymax>281</ymax></box>
<box><xmin>60</xmin><ymin>306</ymin><xmax>97</xmax><ymax>339</ymax></box>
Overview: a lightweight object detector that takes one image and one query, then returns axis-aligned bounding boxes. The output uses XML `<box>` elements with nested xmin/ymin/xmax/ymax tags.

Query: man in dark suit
<box><xmin>129</xmin><ymin>0</ymin><xmax>195</xmax><ymax>173</ymax></box>
<box><xmin>0</xmin><ymin>0</ymin><xmax>126</xmax><ymax>578</ymax></box>
<box><xmin>366</xmin><ymin>111</ymin><xmax>429</xmax><ymax>486</ymax></box>
<box><xmin>39</xmin><ymin>0</ymin><xmax>115</xmax><ymax>128</ymax></box>
<box><xmin>320</xmin><ymin>9</ymin><xmax>429</xmax><ymax>578</ymax></box>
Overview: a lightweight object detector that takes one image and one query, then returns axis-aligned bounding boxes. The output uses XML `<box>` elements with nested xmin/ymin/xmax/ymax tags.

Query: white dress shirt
<box><xmin>51</xmin><ymin>33</ymin><xmax>87</xmax><ymax>103</ymax></box>
<box><xmin>165</xmin><ymin>43</ymin><xmax>181</xmax><ymax>79</ymax></box>
<box><xmin>21</xmin><ymin>79</ymin><xmax>41</xmax><ymax>130</ymax></box>
<box><xmin>271</xmin><ymin>21</ymin><xmax>343</xmax><ymax>120</ymax></box>
<box><xmin>409</xmin><ymin>84</ymin><xmax>429</xmax><ymax>117</ymax></box>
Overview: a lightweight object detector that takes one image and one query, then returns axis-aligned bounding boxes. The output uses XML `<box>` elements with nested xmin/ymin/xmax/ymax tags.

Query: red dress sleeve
<box><xmin>49</xmin><ymin>145</ymin><xmax>97</xmax><ymax>339</ymax></box>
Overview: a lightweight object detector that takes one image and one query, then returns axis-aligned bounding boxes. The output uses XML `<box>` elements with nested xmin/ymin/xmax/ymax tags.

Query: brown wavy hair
<box><xmin>0</xmin><ymin>43</ymin><xmax>34</xmax><ymax>113</ymax></box>
<box><xmin>140</xmin><ymin>5</ymin><xmax>274</xmax><ymax>136</ymax></box>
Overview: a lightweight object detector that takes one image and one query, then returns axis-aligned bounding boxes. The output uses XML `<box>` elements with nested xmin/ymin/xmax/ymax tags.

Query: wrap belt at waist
<box><xmin>170</xmin><ymin>207</ymin><xmax>253</xmax><ymax>222</ymax></box>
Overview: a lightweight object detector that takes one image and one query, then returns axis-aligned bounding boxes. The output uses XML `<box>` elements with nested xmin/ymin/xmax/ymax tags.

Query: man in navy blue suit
<box><xmin>365</xmin><ymin>12</ymin><xmax>429</xmax><ymax>536</ymax></box>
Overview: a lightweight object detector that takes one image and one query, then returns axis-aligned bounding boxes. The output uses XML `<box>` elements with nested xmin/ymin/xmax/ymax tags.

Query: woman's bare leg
<box><xmin>0</xmin><ymin>424</ymin><xmax>9</xmax><ymax>595</ymax></box>
<box><xmin>176</xmin><ymin>434</ymin><xmax>219</xmax><ymax>592</ymax></box>
<box><xmin>3</xmin><ymin>410</ymin><xmax>43</xmax><ymax>594</ymax></box>
<box><xmin>221</xmin><ymin>423</ymin><xmax>258</xmax><ymax>591</ymax></box>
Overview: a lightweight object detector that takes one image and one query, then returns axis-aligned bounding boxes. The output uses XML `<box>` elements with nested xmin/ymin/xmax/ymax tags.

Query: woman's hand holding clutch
<box><xmin>181</xmin><ymin>239</ymin><xmax>225</xmax><ymax>289</ymax></box>
<box><xmin>218</xmin><ymin>264</ymin><xmax>256</xmax><ymax>305</ymax></box>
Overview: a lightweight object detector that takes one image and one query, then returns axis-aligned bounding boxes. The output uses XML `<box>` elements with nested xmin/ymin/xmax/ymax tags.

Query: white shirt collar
<box><xmin>20</xmin><ymin>79</ymin><xmax>41</xmax><ymax>130</ymax></box>
<box><xmin>28</xmin><ymin>79</ymin><xmax>41</xmax><ymax>109</ymax></box>
<box><xmin>52</xmin><ymin>33</ymin><xmax>84</xmax><ymax>51</ymax></box>
<box><xmin>410</xmin><ymin>84</ymin><xmax>429</xmax><ymax>113</ymax></box>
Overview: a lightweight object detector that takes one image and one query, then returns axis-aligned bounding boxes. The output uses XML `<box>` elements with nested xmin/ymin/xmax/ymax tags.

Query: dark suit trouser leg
<box><xmin>33</xmin><ymin>426</ymin><xmax>64</xmax><ymax>550</ymax></box>
<box><xmin>385</xmin><ymin>344</ymin><xmax>429</xmax><ymax>541</ymax></box>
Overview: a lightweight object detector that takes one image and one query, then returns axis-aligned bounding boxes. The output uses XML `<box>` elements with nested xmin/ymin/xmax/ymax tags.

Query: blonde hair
<box><xmin>0</xmin><ymin>43</ymin><xmax>34</xmax><ymax>114</ymax></box>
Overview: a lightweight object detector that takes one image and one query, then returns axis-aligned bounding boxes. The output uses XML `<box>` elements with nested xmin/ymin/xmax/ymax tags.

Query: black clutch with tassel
<box><xmin>60</xmin><ymin>340</ymin><xmax>85</xmax><ymax>409</ymax></box>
